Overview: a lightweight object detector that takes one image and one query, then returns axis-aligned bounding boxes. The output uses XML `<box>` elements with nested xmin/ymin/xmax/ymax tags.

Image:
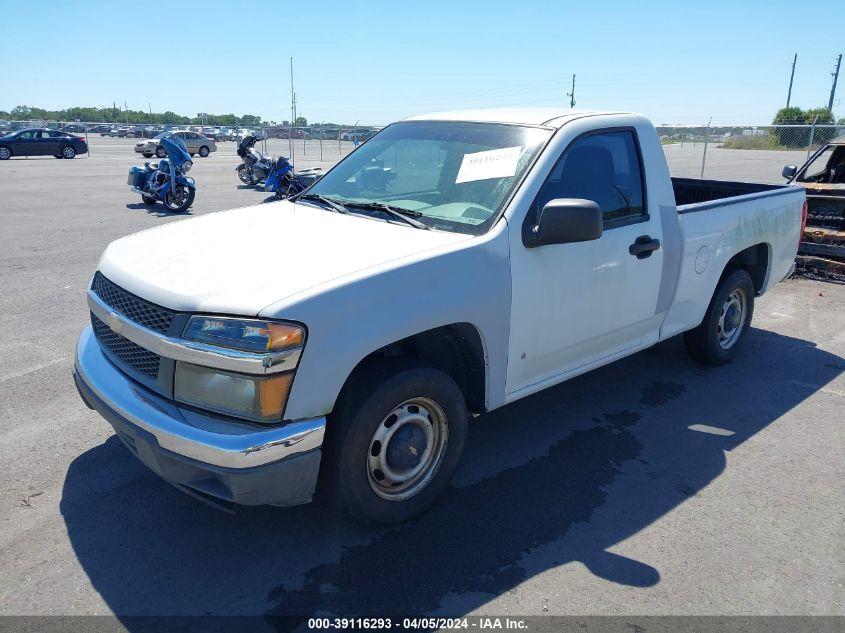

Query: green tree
<box><xmin>240</xmin><ymin>114</ymin><xmax>262</xmax><ymax>126</ymax></box>
<box><xmin>294</xmin><ymin>116</ymin><xmax>307</xmax><ymax>126</ymax></box>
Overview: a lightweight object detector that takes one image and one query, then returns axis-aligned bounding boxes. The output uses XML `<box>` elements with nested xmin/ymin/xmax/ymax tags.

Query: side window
<box><xmin>187</xmin><ymin>132</ymin><xmax>198</xmax><ymax>140</ymax></box>
<box><xmin>532</xmin><ymin>130</ymin><xmax>645</xmax><ymax>227</ymax></box>
<box><xmin>18</xmin><ymin>131</ymin><xmax>33</xmax><ymax>140</ymax></box>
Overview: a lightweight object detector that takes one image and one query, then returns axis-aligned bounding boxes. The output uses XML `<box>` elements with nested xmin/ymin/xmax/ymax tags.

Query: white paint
<box><xmin>1</xmin><ymin>357</ymin><xmax>67</xmax><ymax>383</ymax></box>
<box><xmin>790</xmin><ymin>380</ymin><xmax>845</xmax><ymax>398</ymax></box>
<box><xmin>455</xmin><ymin>146</ymin><xmax>522</xmax><ymax>183</ymax></box>
<box><xmin>688</xmin><ymin>424</ymin><xmax>736</xmax><ymax>436</ymax></box>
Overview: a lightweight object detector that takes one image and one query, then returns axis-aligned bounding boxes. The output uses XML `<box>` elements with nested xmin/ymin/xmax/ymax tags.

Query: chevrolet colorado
<box><xmin>74</xmin><ymin>109</ymin><xmax>806</xmax><ymax>523</ymax></box>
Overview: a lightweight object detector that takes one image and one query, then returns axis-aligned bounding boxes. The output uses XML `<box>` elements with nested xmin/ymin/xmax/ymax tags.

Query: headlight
<box><xmin>181</xmin><ymin>160</ymin><xmax>193</xmax><ymax>172</ymax></box>
<box><xmin>175</xmin><ymin>363</ymin><xmax>293</xmax><ymax>422</ymax></box>
<box><xmin>183</xmin><ymin>316</ymin><xmax>304</xmax><ymax>352</ymax></box>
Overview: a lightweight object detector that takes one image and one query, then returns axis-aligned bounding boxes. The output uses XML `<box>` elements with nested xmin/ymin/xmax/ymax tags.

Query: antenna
<box><xmin>566</xmin><ymin>74</ymin><xmax>576</xmax><ymax>109</ymax></box>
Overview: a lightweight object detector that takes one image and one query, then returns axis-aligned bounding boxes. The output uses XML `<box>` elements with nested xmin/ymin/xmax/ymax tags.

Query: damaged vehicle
<box><xmin>74</xmin><ymin>109</ymin><xmax>806</xmax><ymax>524</ymax></box>
<box><xmin>783</xmin><ymin>136</ymin><xmax>845</xmax><ymax>266</ymax></box>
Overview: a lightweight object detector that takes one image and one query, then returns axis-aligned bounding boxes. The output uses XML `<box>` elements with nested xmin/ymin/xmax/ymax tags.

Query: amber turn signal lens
<box><xmin>258</xmin><ymin>372</ymin><xmax>294</xmax><ymax>419</ymax></box>
<box><xmin>264</xmin><ymin>323</ymin><xmax>305</xmax><ymax>351</ymax></box>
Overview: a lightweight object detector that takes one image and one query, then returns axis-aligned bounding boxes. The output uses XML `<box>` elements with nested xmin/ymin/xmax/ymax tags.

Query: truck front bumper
<box><xmin>73</xmin><ymin>326</ymin><xmax>325</xmax><ymax>508</ymax></box>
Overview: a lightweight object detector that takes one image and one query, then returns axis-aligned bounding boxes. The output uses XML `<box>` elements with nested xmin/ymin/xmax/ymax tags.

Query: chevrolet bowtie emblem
<box><xmin>107</xmin><ymin>311</ymin><xmax>123</xmax><ymax>334</ymax></box>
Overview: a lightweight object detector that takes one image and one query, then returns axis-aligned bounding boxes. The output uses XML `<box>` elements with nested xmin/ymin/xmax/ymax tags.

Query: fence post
<box><xmin>806</xmin><ymin>117</ymin><xmax>818</xmax><ymax>160</ymax></box>
<box><xmin>700</xmin><ymin>119</ymin><xmax>712</xmax><ymax>179</ymax></box>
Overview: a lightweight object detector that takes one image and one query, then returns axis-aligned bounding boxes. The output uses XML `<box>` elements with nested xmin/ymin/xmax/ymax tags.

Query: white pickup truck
<box><xmin>74</xmin><ymin>109</ymin><xmax>806</xmax><ymax>523</ymax></box>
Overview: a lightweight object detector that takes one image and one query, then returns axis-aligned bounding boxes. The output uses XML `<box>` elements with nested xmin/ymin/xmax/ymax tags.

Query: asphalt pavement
<box><xmin>0</xmin><ymin>137</ymin><xmax>842</xmax><ymax>626</ymax></box>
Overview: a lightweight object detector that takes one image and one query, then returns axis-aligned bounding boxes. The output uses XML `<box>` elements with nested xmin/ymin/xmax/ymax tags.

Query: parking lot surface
<box><xmin>0</xmin><ymin>137</ymin><xmax>843</xmax><ymax>622</ymax></box>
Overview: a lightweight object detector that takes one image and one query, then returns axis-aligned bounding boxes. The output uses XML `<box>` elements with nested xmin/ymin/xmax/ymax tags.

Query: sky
<box><xmin>1</xmin><ymin>0</ymin><xmax>841</xmax><ymax>126</ymax></box>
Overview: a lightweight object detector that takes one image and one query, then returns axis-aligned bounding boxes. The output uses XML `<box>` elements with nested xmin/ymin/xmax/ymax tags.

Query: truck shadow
<box><xmin>60</xmin><ymin>327</ymin><xmax>843</xmax><ymax>627</ymax></box>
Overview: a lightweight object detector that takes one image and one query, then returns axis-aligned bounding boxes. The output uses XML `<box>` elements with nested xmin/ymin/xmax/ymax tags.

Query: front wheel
<box><xmin>155</xmin><ymin>146</ymin><xmax>166</xmax><ymax>158</ymax></box>
<box><xmin>141</xmin><ymin>194</ymin><xmax>157</xmax><ymax>205</ymax></box>
<box><xmin>142</xmin><ymin>152</ymin><xmax>153</xmax><ymax>158</ymax></box>
<box><xmin>0</xmin><ymin>146</ymin><xmax>11</xmax><ymax>160</ymax></box>
<box><xmin>237</xmin><ymin>163</ymin><xmax>256</xmax><ymax>185</ymax></box>
<box><xmin>162</xmin><ymin>185</ymin><xmax>195</xmax><ymax>213</ymax></box>
<box><xmin>323</xmin><ymin>361</ymin><xmax>468</xmax><ymax>524</ymax></box>
<box><xmin>684</xmin><ymin>269</ymin><xmax>755</xmax><ymax>366</ymax></box>
<box><xmin>274</xmin><ymin>175</ymin><xmax>302</xmax><ymax>200</ymax></box>
<box><xmin>199</xmin><ymin>146</ymin><xmax>210</xmax><ymax>158</ymax></box>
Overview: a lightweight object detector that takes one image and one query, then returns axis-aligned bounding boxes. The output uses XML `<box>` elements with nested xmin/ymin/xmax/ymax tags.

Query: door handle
<box><xmin>629</xmin><ymin>235</ymin><xmax>661</xmax><ymax>259</ymax></box>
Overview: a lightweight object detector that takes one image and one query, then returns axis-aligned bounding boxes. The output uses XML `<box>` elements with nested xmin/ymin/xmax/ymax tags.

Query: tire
<box><xmin>142</xmin><ymin>153</ymin><xmax>153</xmax><ymax>158</ymax></box>
<box><xmin>61</xmin><ymin>145</ymin><xmax>76</xmax><ymax>159</ymax></box>
<box><xmin>274</xmin><ymin>175</ymin><xmax>301</xmax><ymax>200</ymax></box>
<box><xmin>189</xmin><ymin>153</ymin><xmax>195</xmax><ymax>158</ymax></box>
<box><xmin>155</xmin><ymin>146</ymin><xmax>166</xmax><ymax>158</ymax></box>
<box><xmin>323</xmin><ymin>361</ymin><xmax>468</xmax><ymax>524</ymax></box>
<box><xmin>237</xmin><ymin>163</ymin><xmax>256</xmax><ymax>185</ymax></box>
<box><xmin>0</xmin><ymin>146</ymin><xmax>10</xmax><ymax>160</ymax></box>
<box><xmin>162</xmin><ymin>184</ymin><xmax>195</xmax><ymax>213</ymax></box>
<box><xmin>198</xmin><ymin>146</ymin><xmax>210</xmax><ymax>158</ymax></box>
<box><xmin>684</xmin><ymin>269</ymin><xmax>755</xmax><ymax>366</ymax></box>
<box><xmin>141</xmin><ymin>195</ymin><xmax>157</xmax><ymax>205</ymax></box>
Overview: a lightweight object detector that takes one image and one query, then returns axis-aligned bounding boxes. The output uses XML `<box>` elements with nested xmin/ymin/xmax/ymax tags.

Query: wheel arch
<box><xmin>718</xmin><ymin>242</ymin><xmax>771</xmax><ymax>296</ymax></box>
<box><xmin>334</xmin><ymin>322</ymin><xmax>488</xmax><ymax>417</ymax></box>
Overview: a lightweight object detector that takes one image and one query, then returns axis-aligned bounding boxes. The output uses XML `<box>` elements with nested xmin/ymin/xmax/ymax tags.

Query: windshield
<box><xmin>798</xmin><ymin>146</ymin><xmax>835</xmax><ymax>182</ymax></box>
<box><xmin>305</xmin><ymin>121</ymin><xmax>552</xmax><ymax>234</ymax></box>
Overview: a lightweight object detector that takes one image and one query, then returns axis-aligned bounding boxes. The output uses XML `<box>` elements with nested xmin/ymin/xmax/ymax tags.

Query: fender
<box><xmin>158</xmin><ymin>176</ymin><xmax>196</xmax><ymax>198</ymax></box>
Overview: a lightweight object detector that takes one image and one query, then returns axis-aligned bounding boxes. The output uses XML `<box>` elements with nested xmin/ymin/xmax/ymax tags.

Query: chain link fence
<box><xmin>657</xmin><ymin>124</ymin><xmax>844</xmax><ymax>183</ymax></box>
<box><xmin>2</xmin><ymin>118</ymin><xmax>843</xmax><ymax>182</ymax></box>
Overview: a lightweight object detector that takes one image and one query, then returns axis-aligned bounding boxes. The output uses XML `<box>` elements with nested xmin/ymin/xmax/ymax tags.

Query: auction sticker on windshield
<box><xmin>455</xmin><ymin>146</ymin><xmax>522</xmax><ymax>183</ymax></box>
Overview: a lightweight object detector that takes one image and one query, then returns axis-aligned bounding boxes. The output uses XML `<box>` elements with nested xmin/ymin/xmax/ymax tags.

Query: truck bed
<box><xmin>672</xmin><ymin>177</ymin><xmax>797</xmax><ymax>213</ymax></box>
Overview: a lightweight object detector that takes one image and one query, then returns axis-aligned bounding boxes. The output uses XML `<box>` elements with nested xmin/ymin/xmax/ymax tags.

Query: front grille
<box><xmin>91</xmin><ymin>272</ymin><xmax>175</xmax><ymax>333</ymax></box>
<box><xmin>91</xmin><ymin>314</ymin><xmax>161</xmax><ymax>378</ymax></box>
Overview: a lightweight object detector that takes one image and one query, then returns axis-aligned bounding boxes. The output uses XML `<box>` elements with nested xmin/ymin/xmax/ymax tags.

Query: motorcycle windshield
<box><xmin>160</xmin><ymin>136</ymin><xmax>191</xmax><ymax>164</ymax></box>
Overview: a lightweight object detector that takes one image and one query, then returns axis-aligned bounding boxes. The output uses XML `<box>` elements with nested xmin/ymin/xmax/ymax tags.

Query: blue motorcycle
<box><xmin>264</xmin><ymin>154</ymin><xmax>324</xmax><ymax>200</ymax></box>
<box><xmin>127</xmin><ymin>135</ymin><xmax>196</xmax><ymax>213</ymax></box>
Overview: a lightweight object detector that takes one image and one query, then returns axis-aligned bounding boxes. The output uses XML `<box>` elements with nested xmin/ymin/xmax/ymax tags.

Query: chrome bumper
<box><xmin>74</xmin><ymin>326</ymin><xmax>325</xmax><ymax>471</ymax></box>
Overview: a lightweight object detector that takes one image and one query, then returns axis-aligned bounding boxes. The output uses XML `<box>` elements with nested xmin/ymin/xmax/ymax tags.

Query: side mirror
<box><xmin>782</xmin><ymin>165</ymin><xmax>797</xmax><ymax>180</ymax></box>
<box><xmin>524</xmin><ymin>199</ymin><xmax>603</xmax><ymax>248</ymax></box>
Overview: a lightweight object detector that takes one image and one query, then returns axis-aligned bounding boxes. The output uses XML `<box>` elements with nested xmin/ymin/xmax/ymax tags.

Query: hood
<box><xmin>98</xmin><ymin>201</ymin><xmax>472</xmax><ymax>315</ymax></box>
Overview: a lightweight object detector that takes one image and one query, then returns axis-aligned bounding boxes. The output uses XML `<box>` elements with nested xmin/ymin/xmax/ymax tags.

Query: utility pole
<box><xmin>566</xmin><ymin>74</ymin><xmax>576</xmax><ymax>108</ymax></box>
<box><xmin>786</xmin><ymin>53</ymin><xmax>797</xmax><ymax>108</ymax></box>
<box><xmin>829</xmin><ymin>54</ymin><xmax>842</xmax><ymax>111</ymax></box>
<box><xmin>290</xmin><ymin>57</ymin><xmax>295</xmax><ymax>127</ymax></box>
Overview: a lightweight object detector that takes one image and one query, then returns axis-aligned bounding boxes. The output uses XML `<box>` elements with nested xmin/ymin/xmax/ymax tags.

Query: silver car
<box><xmin>135</xmin><ymin>131</ymin><xmax>218</xmax><ymax>158</ymax></box>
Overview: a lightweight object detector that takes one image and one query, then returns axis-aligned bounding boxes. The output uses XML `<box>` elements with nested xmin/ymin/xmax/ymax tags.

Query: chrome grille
<box><xmin>91</xmin><ymin>272</ymin><xmax>175</xmax><ymax>333</ymax></box>
<box><xmin>91</xmin><ymin>314</ymin><xmax>161</xmax><ymax>378</ymax></box>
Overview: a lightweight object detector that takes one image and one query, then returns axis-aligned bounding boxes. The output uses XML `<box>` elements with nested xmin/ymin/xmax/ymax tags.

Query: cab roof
<box><xmin>402</xmin><ymin>107</ymin><xmax>628</xmax><ymax>128</ymax></box>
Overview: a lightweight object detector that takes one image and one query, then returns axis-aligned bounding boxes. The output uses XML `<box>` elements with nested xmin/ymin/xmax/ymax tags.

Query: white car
<box><xmin>75</xmin><ymin>108</ymin><xmax>805</xmax><ymax>524</ymax></box>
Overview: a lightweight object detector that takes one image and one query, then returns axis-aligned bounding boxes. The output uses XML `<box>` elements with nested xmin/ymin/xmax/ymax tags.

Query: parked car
<box><xmin>134</xmin><ymin>130</ymin><xmax>217</xmax><ymax>158</ymax></box>
<box><xmin>74</xmin><ymin>108</ymin><xmax>804</xmax><ymax>524</ymax></box>
<box><xmin>0</xmin><ymin>128</ymin><xmax>88</xmax><ymax>159</ymax></box>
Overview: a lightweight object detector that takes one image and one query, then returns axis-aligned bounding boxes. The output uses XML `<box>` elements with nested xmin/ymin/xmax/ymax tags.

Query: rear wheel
<box><xmin>199</xmin><ymin>146</ymin><xmax>210</xmax><ymax>158</ymax></box>
<box><xmin>141</xmin><ymin>194</ymin><xmax>157</xmax><ymax>205</ymax></box>
<box><xmin>155</xmin><ymin>146</ymin><xmax>166</xmax><ymax>158</ymax></box>
<box><xmin>322</xmin><ymin>361</ymin><xmax>468</xmax><ymax>524</ymax></box>
<box><xmin>162</xmin><ymin>184</ymin><xmax>195</xmax><ymax>213</ymax></box>
<box><xmin>61</xmin><ymin>145</ymin><xmax>76</xmax><ymax>159</ymax></box>
<box><xmin>142</xmin><ymin>152</ymin><xmax>153</xmax><ymax>158</ymax></box>
<box><xmin>684</xmin><ymin>269</ymin><xmax>755</xmax><ymax>366</ymax></box>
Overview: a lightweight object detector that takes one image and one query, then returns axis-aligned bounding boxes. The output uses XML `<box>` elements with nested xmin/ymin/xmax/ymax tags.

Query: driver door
<box><xmin>506</xmin><ymin>126</ymin><xmax>665</xmax><ymax>399</ymax></box>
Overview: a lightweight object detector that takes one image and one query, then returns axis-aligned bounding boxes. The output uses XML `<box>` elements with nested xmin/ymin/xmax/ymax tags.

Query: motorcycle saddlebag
<box><xmin>127</xmin><ymin>166</ymin><xmax>146</xmax><ymax>188</ymax></box>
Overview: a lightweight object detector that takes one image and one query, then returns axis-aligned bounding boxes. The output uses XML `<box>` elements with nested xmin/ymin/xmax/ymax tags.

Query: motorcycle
<box><xmin>127</xmin><ymin>136</ymin><xmax>196</xmax><ymax>213</ymax></box>
<box><xmin>264</xmin><ymin>155</ymin><xmax>324</xmax><ymax>200</ymax></box>
<box><xmin>235</xmin><ymin>135</ymin><xmax>273</xmax><ymax>185</ymax></box>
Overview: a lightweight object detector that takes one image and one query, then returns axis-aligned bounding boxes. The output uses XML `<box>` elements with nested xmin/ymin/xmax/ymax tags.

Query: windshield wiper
<box><xmin>296</xmin><ymin>193</ymin><xmax>350</xmax><ymax>214</ymax></box>
<box><xmin>344</xmin><ymin>201</ymin><xmax>430</xmax><ymax>230</ymax></box>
